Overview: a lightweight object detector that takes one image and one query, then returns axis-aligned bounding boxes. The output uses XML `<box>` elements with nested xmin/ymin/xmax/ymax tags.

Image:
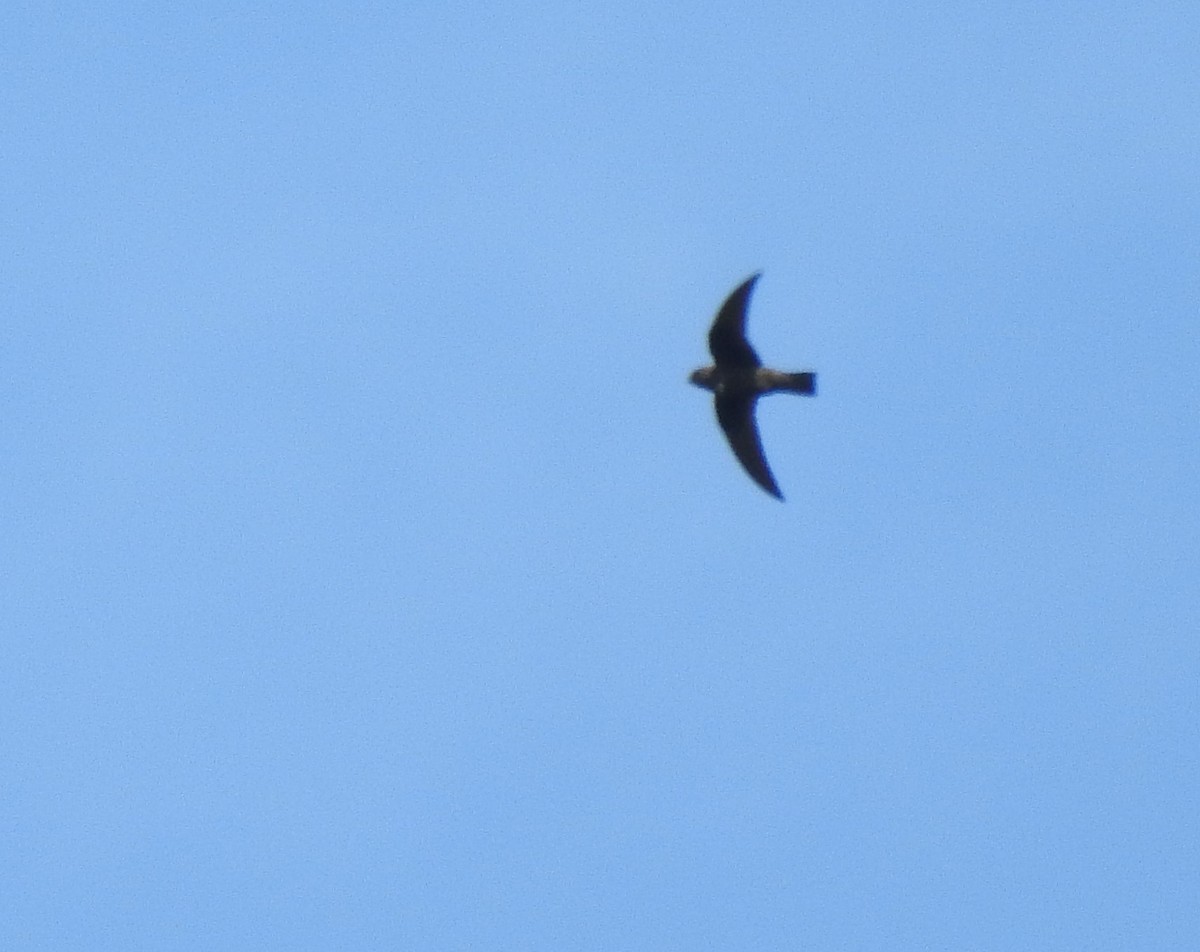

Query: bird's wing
<box><xmin>715</xmin><ymin>394</ymin><xmax>782</xmax><ymax>499</ymax></box>
<box><xmin>708</xmin><ymin>272</ymin><xmax>763</xmax><ymax>368</ymax></box>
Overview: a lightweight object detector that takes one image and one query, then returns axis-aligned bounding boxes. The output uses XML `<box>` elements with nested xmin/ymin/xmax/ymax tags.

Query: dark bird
<box><xmin>689</xmin><ymin>272</ymin><xmax>817</xmax><ymax>500</ymax></box>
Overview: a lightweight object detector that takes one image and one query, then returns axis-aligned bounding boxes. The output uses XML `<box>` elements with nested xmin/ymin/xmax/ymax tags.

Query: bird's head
<box><xmin>689</xmin><ymin>366</ymin><xmax>717</xmax><ymax>391</ymax></box>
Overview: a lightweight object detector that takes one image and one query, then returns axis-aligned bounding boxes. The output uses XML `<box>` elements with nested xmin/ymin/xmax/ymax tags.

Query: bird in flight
<box><xmin>689</xmin><ymin>272</ymin><xmax>817</xmax><ymax>500</ymax></box>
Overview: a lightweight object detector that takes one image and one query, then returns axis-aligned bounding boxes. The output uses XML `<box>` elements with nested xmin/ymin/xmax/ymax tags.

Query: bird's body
<box><xmin>689</xmin><ymin>365</ymin><xmax>815</xmax><ymax>399</ymax></box>
<box><xmin>689</xmin><ymin>273</ymin><xmax>817</xmax><ymax>500</ymax></box>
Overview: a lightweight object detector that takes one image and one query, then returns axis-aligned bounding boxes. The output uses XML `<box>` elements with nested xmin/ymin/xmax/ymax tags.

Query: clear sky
<box><xmin>5</xmin><ymin>3</ymin><xmax>1199</xmax><ymax>949</ymax></box>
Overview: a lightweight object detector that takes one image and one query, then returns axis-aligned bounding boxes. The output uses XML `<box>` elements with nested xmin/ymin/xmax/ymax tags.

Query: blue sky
<box><xmin>5</xmin><ymin>3</ymin><xmax>1199</xmax><ymax>949</ymax></box>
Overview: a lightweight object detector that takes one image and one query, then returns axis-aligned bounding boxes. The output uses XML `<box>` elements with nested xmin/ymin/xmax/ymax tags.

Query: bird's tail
<box><xmin>784</xmin><ymin>372</ymin><xmax>817</xmax><ymax>395</ymax></box>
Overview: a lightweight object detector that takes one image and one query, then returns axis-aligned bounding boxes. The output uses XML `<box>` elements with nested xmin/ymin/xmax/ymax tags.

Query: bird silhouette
<box><xmin>689</xmin><ymin>273</ymin><xmax>817</xmax><ymax>500</ymax></box>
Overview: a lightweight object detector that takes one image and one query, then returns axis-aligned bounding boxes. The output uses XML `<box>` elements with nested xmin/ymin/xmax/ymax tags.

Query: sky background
<box><xmin>4</xmin><ymin>3</ymin><xmax>1199</xmax><ymax>949</ymax></box>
